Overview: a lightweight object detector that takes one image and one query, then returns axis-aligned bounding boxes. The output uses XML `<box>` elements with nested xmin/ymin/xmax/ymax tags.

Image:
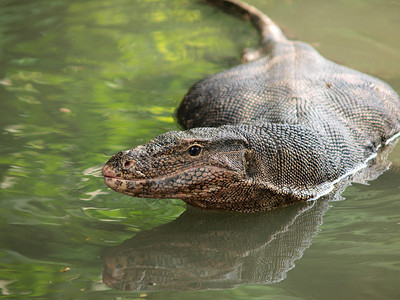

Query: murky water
<box><xmin>1</xmin><ymin>0</ymin><xmax>399</xmax><ymax>299</ymax></box>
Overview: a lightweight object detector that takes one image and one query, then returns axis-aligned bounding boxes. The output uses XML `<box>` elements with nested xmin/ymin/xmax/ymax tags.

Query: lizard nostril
<box><xmin>123</xmin><ymin>160</ymin><xmax>134</xmax><ymax>168</ymax></box>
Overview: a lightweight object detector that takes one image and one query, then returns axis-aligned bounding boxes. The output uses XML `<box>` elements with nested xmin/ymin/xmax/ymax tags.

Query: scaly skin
<box><xmin>102</xmin><ymin>0</ymin><xmax>400</xmax><ymax>212</ymax></box>
<box><xmin>103</xmin><ymin>128</ymin><xmax>249</xmax><ymax>205</ymax></box>
<box><xmin>102</xmin><ymin>123</ymin><xmax>370</xmax><ymax>212</ymax></box>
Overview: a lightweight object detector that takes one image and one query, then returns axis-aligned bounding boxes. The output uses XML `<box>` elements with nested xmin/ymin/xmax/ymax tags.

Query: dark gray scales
<box><xmin>103</xmin><ymin>0</ymin><xmax>400</xmax><ymax>212</ymax></box>
<box><xmin>178</xmin><ymin>42</ymin><xmax>399</xmax><ymax>145</ymax></box>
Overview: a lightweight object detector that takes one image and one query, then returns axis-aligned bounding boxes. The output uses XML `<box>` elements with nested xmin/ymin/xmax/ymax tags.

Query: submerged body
<box><xmin>102</xmin><ymin>0</ymin><xmax>400</xmax><ymax>212</ymax></box>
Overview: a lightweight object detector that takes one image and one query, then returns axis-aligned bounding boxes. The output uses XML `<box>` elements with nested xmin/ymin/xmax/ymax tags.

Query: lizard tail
<box><xmin>206</xmin><ymin>0</ymin><xmax>287</xmax><ymax>45</ymax></box>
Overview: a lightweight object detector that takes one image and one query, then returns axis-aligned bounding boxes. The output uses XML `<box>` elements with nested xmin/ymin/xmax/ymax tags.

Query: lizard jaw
<box><xmin>102</xmin><ymin>164</ymin><xmax>239</xmax><ymax>199</ymax></box>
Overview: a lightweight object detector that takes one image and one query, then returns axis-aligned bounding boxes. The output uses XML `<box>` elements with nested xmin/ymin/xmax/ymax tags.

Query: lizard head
<box><xmin>102</xmin><ymin>126</ymin><xmax>254</xmax><ymax>209</ymax></box>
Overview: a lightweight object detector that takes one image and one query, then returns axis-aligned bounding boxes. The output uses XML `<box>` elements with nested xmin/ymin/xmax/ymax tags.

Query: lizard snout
<box><xmin>102</xmin><ymin>164</ymin><xmax>115</xmax><ymax>178</ymax></box>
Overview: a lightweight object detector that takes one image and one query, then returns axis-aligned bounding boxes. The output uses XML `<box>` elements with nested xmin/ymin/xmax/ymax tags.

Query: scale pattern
<box><xmin>103</xmin><ymin>0</ymin><xmax>400</xmax><ymax>212</ymax></box>
<box><xmin>175</xmin><ymin>39</ymin><xmax>400</xmax><ymax>203</ymax></box>
<box><xmin>178</xmin><ymin>41</ymin><xmax>400</xmax><ymax>144</ymax></box>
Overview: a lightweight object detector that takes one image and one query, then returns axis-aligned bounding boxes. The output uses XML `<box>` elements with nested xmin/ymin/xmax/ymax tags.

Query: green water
<box><xmin>1</xmin><ymin>0</ymin><xmax>399</xmax><ymax>299</ymax></box>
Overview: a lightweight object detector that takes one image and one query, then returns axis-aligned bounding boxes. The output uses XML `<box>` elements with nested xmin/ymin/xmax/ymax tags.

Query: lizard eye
<box><xmin>188</xmin><ymin>145</ymin><xmax>202</xmax><ymax>156</ymax></box>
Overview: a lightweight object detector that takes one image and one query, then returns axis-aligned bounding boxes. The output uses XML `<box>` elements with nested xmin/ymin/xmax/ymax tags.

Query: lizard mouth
<box><xmin>102</xmin><ymin>164</ymin><xmax>238</xmax><ymax>199</ymax></box>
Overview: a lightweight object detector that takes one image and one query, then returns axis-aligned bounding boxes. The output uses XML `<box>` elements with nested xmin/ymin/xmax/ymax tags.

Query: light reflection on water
<box><xmin>0</xmin><ymin>0</ymin><xmax>399</xmax><ymax>299</ymax></box>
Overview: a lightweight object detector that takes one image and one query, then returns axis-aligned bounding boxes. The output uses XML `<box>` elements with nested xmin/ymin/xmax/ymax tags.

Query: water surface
<box><xmin>0</xmin><ymin>0</ymin><xmax>399</xmax><ymax>299</ymax></box>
